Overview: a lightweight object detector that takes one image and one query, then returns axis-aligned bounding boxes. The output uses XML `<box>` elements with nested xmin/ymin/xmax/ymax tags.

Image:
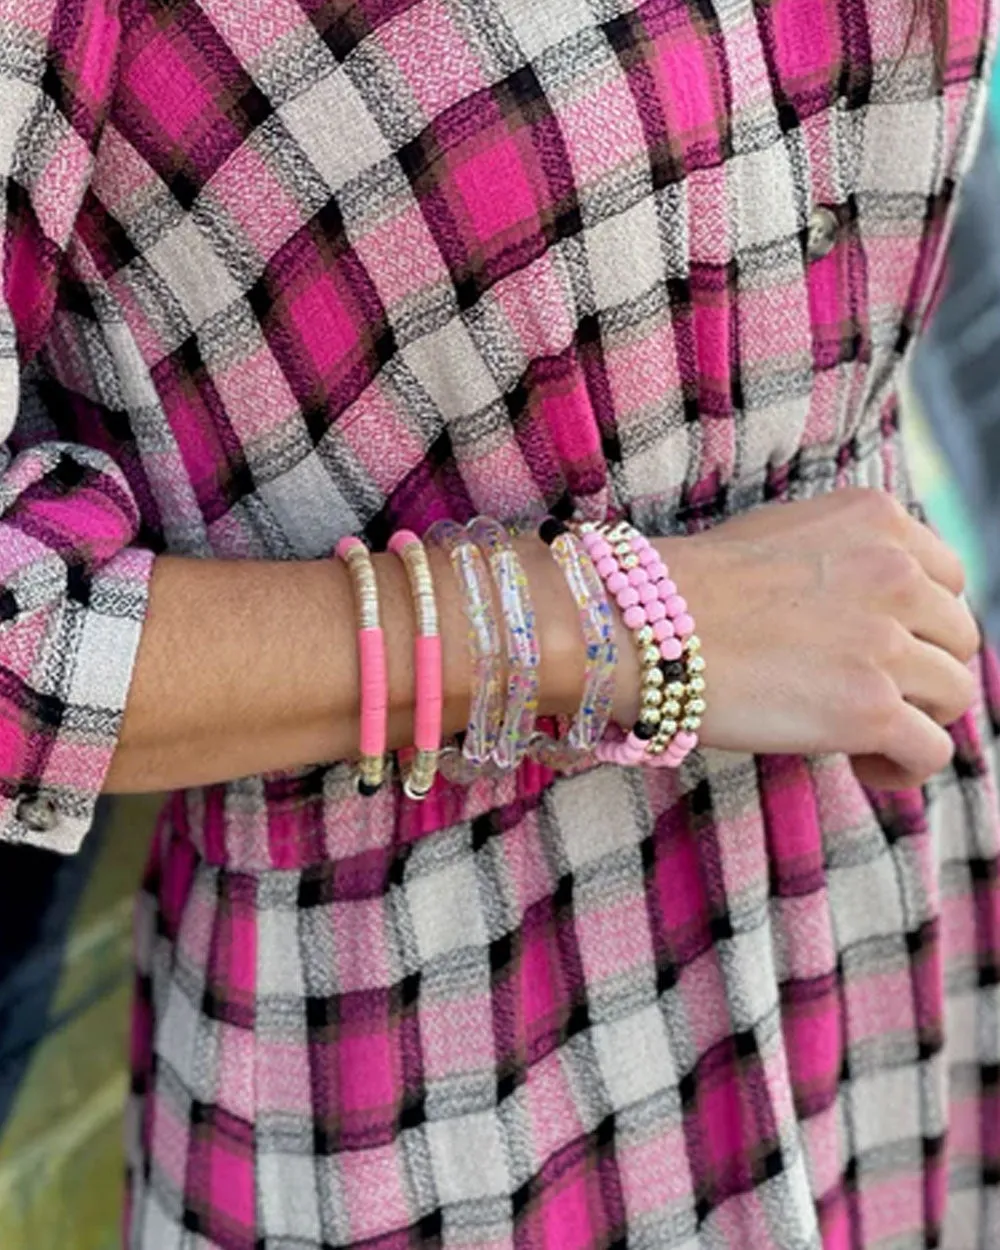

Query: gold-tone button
<box><xmin>807</xmin><ymin>206</ymin><xmax>839</xmax><ymax>260</ymax></box>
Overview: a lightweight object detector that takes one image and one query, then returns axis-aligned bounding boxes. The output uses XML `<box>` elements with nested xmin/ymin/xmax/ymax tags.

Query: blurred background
<box><xmin>0</xmin><ymin>75</ymin><xmax>997</xmax><ymax>1250</ymax></box>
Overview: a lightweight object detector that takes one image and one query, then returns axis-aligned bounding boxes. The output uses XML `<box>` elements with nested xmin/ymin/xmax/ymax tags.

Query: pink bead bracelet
<box><xmin>579</xmin><ymin>520</ymin><xmax>706</xmax><ymax>769</ymax></box>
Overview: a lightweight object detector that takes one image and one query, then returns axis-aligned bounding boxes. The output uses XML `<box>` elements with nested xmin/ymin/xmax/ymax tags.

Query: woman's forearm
<box><xmin>103</xmin><ymin>541</ymin><xmax>589</xmax><ymax>794</ymax></box>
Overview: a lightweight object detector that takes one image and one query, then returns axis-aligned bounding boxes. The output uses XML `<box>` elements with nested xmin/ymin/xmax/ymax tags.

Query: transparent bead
<box><xmin>579</xmin><ymin>522</ymin><xmax>597</xmax><ymax>534</ymax></box>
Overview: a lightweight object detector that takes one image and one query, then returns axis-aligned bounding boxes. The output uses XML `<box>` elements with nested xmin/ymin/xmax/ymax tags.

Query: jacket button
<box><xmin>16</xmin><ymin>795</ymin><xmax>59</xmax><ymax>834</ymax></box>
<box><xmin>807</xmin><ymin>205</ymin><xmax>839</xmax><ymax>260</ymax></box>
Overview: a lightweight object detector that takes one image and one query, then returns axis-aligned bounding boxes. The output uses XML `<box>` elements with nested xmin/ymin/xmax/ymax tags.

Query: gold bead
<box><xmin>615</xmin><ymin>542</ymin><xmax>632</xmax><ymax>558</ymax></box>
<box><xmin>642</xmin><ymin>688</ymin><xmax>663</xmax><ymax>708</ymax></box>
<box><xmin>663</xmin><ymin>699</ymin><xmax>681</xmax><ymax>717</ymax></box>
<box><xmin>649</xmin><ymin>743</ymin><xmax>666</xmax><ymax>756</ymax></box>
<box><xmin>646</xmin><ymin>667</ymin><xmax>665</xmax><ymax>687</ymax></box>
<box><xmin>641</xmin><ymin>707</ymin><xmax>662</xmax><ymax>726</ymax></box>
<box><xmin>689</xmin><ymin>655</ymin><xmax>706</xmax><ymax>673</ymax></box>
<box><xmin>666</xmin><ymin>681</ymin><xmax>685</xmax><ymax>698</ymax></box>
<box><xmin>689</xmin><ymin>697</ymin><xmax>706</xmax><ymax>715</ymax></box>
<box><xmin>622</xmin><ymin>554</ymin><xmax>639</xmax><ymax>570</ymax></box>
<box><xmin>690</xmin><ymin>676</ymin><xmax>706</xmax><ymax>694</ymax></box>
<box><xmin>661</xmin><ymin>720</ymin><xmax>678</xmax><ymax>737</ymax></box>
<box><xmin>579</xmin><ymin>522</ymin><xmax>597</xmax><ymax>534</ymax></box>
<box><xmin>641</xmin><ymin>645</ymin><xmax>660</xmax><ymax>668</ymax></box>
<box><xmin>637</xmin><ymin>625</ymin><xmax>654</xmax><ymax>646</ymax></box>
<box><xmin>685</xmin><ymin>635</ymin><xmax>701</xmax><ymax>653</ymax></box>
<box><xmin>682</xmin><ymin>716</ymin><xmax>702</xmax><ymax>731</ymax></box>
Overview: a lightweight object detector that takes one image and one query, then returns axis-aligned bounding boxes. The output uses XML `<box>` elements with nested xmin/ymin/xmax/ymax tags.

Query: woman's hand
<box><xmin>631</xmin><ymin>489</ymin><xmax>980</xmax><ymax>789</ymax></box>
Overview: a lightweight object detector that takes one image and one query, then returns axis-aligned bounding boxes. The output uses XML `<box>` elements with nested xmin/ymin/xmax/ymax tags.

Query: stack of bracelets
<box><xmin>337</xmin><ymin>516</ymin><xmax>706</xmax><ymax>798</ymax></box>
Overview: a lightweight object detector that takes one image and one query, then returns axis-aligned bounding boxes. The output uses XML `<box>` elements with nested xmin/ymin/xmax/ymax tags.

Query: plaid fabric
<box><xmin>1</xmin><ymin>0</ymin><xmax>998</xmax><ymax>1245</ymax></box>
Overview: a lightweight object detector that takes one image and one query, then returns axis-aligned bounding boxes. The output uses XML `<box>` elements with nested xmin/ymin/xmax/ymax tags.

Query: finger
<box><xmin>851</xmin><ymin>753</ymin><xmax>932</xmax><ymax>791</ymax></box>
<box><xmin>876</xmin><ymin>700</ymin><xmax>956</xmax><ymax>783</ymax></box>
<box><xmin>901</xmin><ymin>515</ymin><xmax>967</xmax><ymax>596</ymax></box>
<box><xmin>897</xmin><ymin>574</ymin><xmax>980</xmax><ymax>664</ymax></box>
<box><xmin>890</xmin><ymin>636</ymin><xmax>977</xmax><ymax>726</ymax></box>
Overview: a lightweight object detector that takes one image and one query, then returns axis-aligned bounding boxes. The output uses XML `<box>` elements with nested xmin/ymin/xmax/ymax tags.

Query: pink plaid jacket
<box><xmin>1</xmin><ymin>0</ymin><xmax>998</xmax><ymax>1247</ymax></box>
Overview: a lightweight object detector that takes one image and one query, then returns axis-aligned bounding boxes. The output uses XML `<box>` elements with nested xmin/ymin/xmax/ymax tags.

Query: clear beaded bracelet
<box><xmin>530</xmin><ymin>517</ymin><xmax>618</xmax><ymax>769</ymax></box>
<box><xmin>426</xmin><ymin>518</ymin><xmax>505</xmax><ymax>782</ymax></box>
<box><xmin>468</xmin><ymin>516</ymin><xmax>540</xmax><ymax>772</ymax></box>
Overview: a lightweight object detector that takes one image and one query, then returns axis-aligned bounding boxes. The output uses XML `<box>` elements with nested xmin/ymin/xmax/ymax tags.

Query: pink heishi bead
<box><xmin>674</xmin><ymin>732</ymin><xmax>698</xmax><ymax>751</ymax></box>
<box><xmin>673</xmin><ymin>613</ymin><xmax>695</xmax><ymax>638</ymax></box>
<box><xmin>597</xmin><ymin>556</ymin><xmax>618</xmax><ymax>579</ymax></box>
<box><xmin>647</xmin><ymin>561</ymin><xmax>668</xmax><ymax>583</ymax></box>
<box><xmin>606</xmin><ymin>570</ymin><xmax>628</xmax><ymax>595</ymax></box>
<box><xmin>617</xmin><ymin>586</ymin><xmax>640</xmax><ymax>609</ymax></box>
<box><xmin>627</xmin><ymin>566</ymin><xmax>648</xmax><ymax>587</ymax></box>
<box><xmin>623</xmin><ymin>605</ymin><xmax>647</xmax><ymax>631</ymax></box>
<box><xmin>638</xmin><ymin>546</ymin><xmax>658</xmax><ymax>566</ymax></box>
<box><xmin>664</xmin><ymin>594</ymin><xmax>687</xmax><ymax>617</ymax></box>
<box><xmin>660</xmin><ymin>637</ymin><xmax>683</xmax><ymax>661</ymax></box>
<box><xmin>652</xmin><ymin>618</ymin><xmax>675</xmax><ymax>641</ymax></box>
<box><xmin>646</xmin><ymin>599</ymin><xmax>666</xmax><ymax>622</ymax></box>
<box><xmin>589</xmin><ymin>538</ymin><xmax>612</xmax><ymax>560</ymax></box>
<box><xmin>638</xmin><ymin>582</ymin><xmax>658</xmax><ymax>605</ymax></box>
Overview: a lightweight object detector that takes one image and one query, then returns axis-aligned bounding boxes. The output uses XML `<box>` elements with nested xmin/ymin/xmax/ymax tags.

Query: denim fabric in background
<box><xmin>912</xmin><ymin>110</ymin><xmax>1000</xmax><ymax>644</ymax></box>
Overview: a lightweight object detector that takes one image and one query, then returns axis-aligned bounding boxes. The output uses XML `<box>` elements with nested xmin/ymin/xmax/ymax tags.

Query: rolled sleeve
<box><xmin>1</xmin><ymin>0</ymin><xmax>154</xmax><ymax>852</ymax></box>
<box><xmin>0</xmin><ymin>449</ymin><xmax>154</xmax><ymax>853</ymax></box>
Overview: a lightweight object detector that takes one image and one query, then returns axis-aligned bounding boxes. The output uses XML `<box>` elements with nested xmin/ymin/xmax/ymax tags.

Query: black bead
<box><xmin>634</xmin><ymin>720</ymin><xmax>657</xmax><ymax>741</ymax></box>
<box><xmin>661</xmin><ymin>660</ymin><xmax>685</xmax><ymax>682</ymax></box>
<box><xmin>358</xmin><ymin>780</ymin><xmax>381</xmax><ymax>797</ymax></box>
<box><xmin>539</xmin><ymin>517</ymin><xmax>568</xmax><ymax>546</ymax></box>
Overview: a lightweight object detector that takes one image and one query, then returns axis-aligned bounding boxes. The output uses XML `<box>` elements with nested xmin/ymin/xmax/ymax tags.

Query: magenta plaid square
<box><xmin>515</xmin><ymin>1132</ymin><xmax>626</xmax><ymax>1250</ymax></box>
<box><xmin>116</xmin><ymin>0</ymin><xmax>272</xmax><ymax>209</ymax></box>
<box><xmin>307</xmin><ymin>979</ymin><xmax>423</xmax><ymax>1153</ymax></box>
<box><xmin>605</xmin><ymin>0</ymin><xmax>733</xmax><ymax>187</ymax></box>
<box><xmin>399</xmin><ymin>67</ymin><xmax>581</xmax><ymax>307</ymax></box>
<box><xmin>249</xmin><ymin>201</ymin><xmax>395</xmax><ymax>430</ymax></box>
<box><xmin>185</xmin><ymin>1102</ymin><xmax>256</xmax><ymax>1248</ymax></box>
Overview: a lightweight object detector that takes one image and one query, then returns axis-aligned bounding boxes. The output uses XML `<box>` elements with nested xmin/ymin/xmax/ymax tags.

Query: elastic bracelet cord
<box><xmin>531</xmin><ymin>517</ymin><xmax>618</xmax><ymax>769</ymax></box>
<box><xmin>336</xmin><ymin>536</ymin><xmax>388</xmax><ymax>796</ymax></box>
<box><xmin>426</xmin><ymin>519</ymin><xmax>504</xmax><ymax>780</ymax></box>
<box><xmin>468</xmin><ymin>517</ymin><xmax>540</xmax><ymax>772</ymax></box>
<box><xmin>388</xmin><ymin>530</ymin><xmax>443</xmax><ymax>800</ymax></box>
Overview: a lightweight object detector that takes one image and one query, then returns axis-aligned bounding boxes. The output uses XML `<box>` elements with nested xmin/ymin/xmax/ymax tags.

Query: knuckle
<box><xmin>957</xmin><ymin>615</ymin><xmax>982</xmax><ymax>665</ymax></box>
<box><xmin>859</xmin><ymin>545</ymin><xmax>921</xmax><ymax>598</ymax></box>
<box><xmin>946</xmin><ymin>666</ymin><xmax>977</xmax><ymax>724</ymax></box>
<box><xmin>927</xmin><ymin>732</ymin><xmax>956</xmax><ymax>776</ymax></box>
<box><xmin>864</xmin><ymin>615</ymin><xmax>909</xmax><ymax>666</ymax></box>
<box><xmin>848</xmin><ymin>487</ymin><xmax>905</xmax><ymax>533</ymax></box>
<box><xmin>853</xmin><ymin>665</ymin><xmax>900</xmax><ymax>742</ymax></box>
